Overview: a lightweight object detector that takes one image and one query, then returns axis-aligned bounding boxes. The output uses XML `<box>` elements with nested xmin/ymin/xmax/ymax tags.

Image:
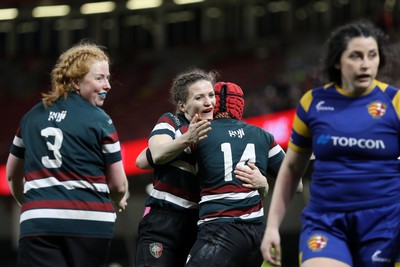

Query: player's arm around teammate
<box><xmin>136</xmin><ymin>113</ymin><xmax>211</xmax><ymax>169</ymax></box>
<box><xmin>235</xmin><ymin>160</ymin><xmax>304</xmax><ymax>198</ymax></box>
<box><xmin>148</xmin><ymin>113</ymin><xmax>211</xmax><ymax>165</ymax></box>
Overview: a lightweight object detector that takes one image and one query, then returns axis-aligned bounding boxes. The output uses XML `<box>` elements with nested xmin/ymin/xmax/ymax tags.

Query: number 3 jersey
<box><xmin>9</xmin><ymin>92</ymin><xmax>122</xmax><ymax>239</ymax></box>
<box><xmin>290</xmin><ymin>80</ymin><xmax>400</xmax><ymax>211</ymax></box>
<box><xmin>193</xmin><ymin>118</ymin><xmax>285</xmax><ymax>225</ymax></box>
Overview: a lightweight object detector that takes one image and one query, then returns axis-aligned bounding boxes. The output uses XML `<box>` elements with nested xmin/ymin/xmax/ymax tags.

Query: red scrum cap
<box><xmin>214</xmin><ymin>81</ymin><xmax>245</xmax><ymax>120</ymax></box>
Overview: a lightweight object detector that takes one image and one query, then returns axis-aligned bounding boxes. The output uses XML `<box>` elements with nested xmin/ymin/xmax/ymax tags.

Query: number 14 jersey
<box><xmin>193</xmin><ymin>118</ymin><xmax>285</xmax><ymax>225</ymax></box>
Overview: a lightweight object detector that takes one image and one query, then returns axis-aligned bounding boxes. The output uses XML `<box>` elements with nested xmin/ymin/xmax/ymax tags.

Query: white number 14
<box><xmin>220</xmin><ymin>143</ymin><xmax>255</xmax><ymax>181</ymax></box>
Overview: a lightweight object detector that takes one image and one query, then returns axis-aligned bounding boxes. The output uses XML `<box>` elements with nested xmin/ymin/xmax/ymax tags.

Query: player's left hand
<box><xmin>234</xmin><ymin>162</ymin><xmax>268</xmax><ymax>192</ymax></box>
<box><xmin>117</xmin><ymin>190</ymin><xmax>130</xmax><ymax>212</ymax></box>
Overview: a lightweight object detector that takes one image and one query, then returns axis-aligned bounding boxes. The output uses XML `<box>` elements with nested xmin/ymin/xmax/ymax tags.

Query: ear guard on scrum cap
<box><xmin>214</xmin><ymin>81</ymin><xmax>245</xmax><ymax>120</ymax></box>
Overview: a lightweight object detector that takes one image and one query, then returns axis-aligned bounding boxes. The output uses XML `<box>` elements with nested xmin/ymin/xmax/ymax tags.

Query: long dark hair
<box><xmin>321</xmin><ymin>20</ymin><xmax>394</xmax><ymax>85</ymax></box>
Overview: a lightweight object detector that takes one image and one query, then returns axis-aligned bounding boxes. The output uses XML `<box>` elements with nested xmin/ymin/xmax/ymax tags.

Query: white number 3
<box><xmin>41</xmin><ymin>127</ymin><xmax>63</xmax><ymax>168</ymax></box>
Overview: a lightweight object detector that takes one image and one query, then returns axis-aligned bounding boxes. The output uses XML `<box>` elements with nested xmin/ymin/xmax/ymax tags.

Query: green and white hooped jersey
<box><xmin>194</xmin><ymin>118</ymin><xmax>285</xmax><ymax>225</ymax></box>
<box><xmin>10</xmin><ymin>92</ymin><xmax>122</xmax><ymax>239</ymax></box>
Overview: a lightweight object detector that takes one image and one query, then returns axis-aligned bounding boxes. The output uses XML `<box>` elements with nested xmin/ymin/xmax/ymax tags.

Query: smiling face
<box><xmin>74</xmin><ymin>60</ymin><xmax>111</xmax><ymax>107</ymax></box>
<box><xmin>179</xmin><ymin>80</ymin><xmax>216</xmax><ymax>121</ymax></box>
<box><xmin>336</xmin><ymin>36</ymin><xmax>379</xmax><ymax>94</ymax></box>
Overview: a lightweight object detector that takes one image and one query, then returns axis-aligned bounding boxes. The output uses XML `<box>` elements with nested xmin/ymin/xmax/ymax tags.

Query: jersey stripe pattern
<box><xmin>290</xmin><ymin>80</ymin><xmax>400</xmax><ymax>211</ymax></box>
<box><xmin>145</xmin><ymin>113</ymin><xmax>200</xmax><ymax>211</ymax></box>
<box><xmin>194</xmin><ymin>118</ymin><xmax>285</xmax><ymax>225</ymax></box>
<box><xmin>9</xmin><ymin>92</ymin><xmax>121</xmax><ymax>239</ymax></box>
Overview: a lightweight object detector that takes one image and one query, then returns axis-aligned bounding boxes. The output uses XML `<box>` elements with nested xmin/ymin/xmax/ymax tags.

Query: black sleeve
<box><xmin>146</xmin><ymin>148</ymin><xmax>156</xmax><ymax>168</ymax></box>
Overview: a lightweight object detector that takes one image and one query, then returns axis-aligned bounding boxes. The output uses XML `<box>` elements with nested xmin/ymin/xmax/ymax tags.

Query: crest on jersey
<box><xmin>307</xmin><ymin>234</ymin><xmax>327</xmax><ymax>252</ymax></box>
<box><xmin>368</xmin><ymin>101</ymin><xmax>386</xmax><ymax>118</ymax></box>
<box><xmin>149</xmin><ymin>242</ymin><xmax>163</xmax><ymax>258</ymax></box>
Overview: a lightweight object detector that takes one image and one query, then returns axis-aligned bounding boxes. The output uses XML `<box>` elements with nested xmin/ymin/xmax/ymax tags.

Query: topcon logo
<box><xmin>317</xmin><ymin>134</ymin><xmax>385</xmax><ymax>149</ymax></box>
<box><xmin>317</xmin><ymin>134</ymin><xmax>331</xmax><ymax>145</ymax></box>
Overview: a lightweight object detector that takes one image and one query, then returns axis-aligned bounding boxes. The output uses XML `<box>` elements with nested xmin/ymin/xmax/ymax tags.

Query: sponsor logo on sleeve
<box><xmin>316</xmin><ymin>101</ymin><xmax>334</xmax><ymax>112</ymax></box>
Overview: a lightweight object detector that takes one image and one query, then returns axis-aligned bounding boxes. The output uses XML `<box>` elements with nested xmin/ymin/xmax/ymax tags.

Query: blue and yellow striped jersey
<box><xmin>290</xmin><ymin>80</ymin><xmax>400</xmax><ymax>211</ymax></box>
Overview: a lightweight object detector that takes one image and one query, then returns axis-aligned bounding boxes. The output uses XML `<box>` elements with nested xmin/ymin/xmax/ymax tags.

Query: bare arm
<box><xmin>6</xmin><ymin>153</ymin><xmax>25</xmax><ymax>206</ymax></box>
<box><xmin>149</xmin><ymin>114</ymin><xmax>211</xmax><ymax>165</ymax></box>
<box><xmin>234</xmin><ymin>162</ymin><xmax>269</xmax><ymax>198</ymax></box>
<box><xmin>136</xmin><ymin>148</ymin><xmax>153</xmax><ymax>170</ymax></box>
<box><xmin>106</xmin><ymin>160</ymin><xmax>129</xmax><ymax>212</ymax></box>
<box><xmin>261</xmin><ymin>148</ymin><xmax>311</xmax><ymax>266</ymax></box>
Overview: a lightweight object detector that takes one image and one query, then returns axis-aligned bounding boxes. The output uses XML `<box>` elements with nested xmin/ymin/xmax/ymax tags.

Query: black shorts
<box><xmin>17</xmin><ymin>236</ymin><xmax>111</xmax><ymax>267</ymax></box>
<box><xmin>135</xmin><ymin>207</ymin><xmax>199</xmax><ymax>267</ymax></box>
<box><xmin>185</xmin><ymin>222</ymin><xmax>265</xmax><ymax>267</ymax></box>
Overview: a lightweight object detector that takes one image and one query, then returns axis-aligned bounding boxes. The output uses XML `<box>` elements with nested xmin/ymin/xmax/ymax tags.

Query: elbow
<box><xmin>140</xmin><ymin>146</ymin><xmax>160</xmax><ymax>167</ymax></box>
<box><xmin>135</xmin><ymin>160</ymin><xmax>146</xmax><ymax>169</ymax></box>
<box><xmin>135</xmin><ymin>155</ymin><xmax>154</xmax><ymax>170</ymax></box>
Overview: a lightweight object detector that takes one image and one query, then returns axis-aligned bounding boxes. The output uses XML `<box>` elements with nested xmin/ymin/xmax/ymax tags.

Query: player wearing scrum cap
<box><xmin>185</xmin><ymin>82</ymin><xmax>298</xmax><ymax>267</ymax></box>
<box><xmin>136</xmin><ymin>76</ymin><xmax>280</xmax><ymax>266</ymax></box>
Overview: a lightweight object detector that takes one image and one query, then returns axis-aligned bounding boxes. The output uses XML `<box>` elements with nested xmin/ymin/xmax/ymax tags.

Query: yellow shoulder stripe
<box><xmin>299</xmin><ymin>90</ymin><xmax>313</xmax><ymax>112</ymax></box>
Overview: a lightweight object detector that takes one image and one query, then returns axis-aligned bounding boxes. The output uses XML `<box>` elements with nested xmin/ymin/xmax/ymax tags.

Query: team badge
<box><xmin>368</xmin><ymin>101</ymin><xmax>386</xmax><ymax>118</ymax></box>
<box><xmin>149</xmin><ymin>242</ymin><xmax>163</xmax><ymax>258</ymax></box>
<box><xmin>307</xmin><ymin>234</ymin><xmax>327</xmax><ymax>251</ymax></box>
